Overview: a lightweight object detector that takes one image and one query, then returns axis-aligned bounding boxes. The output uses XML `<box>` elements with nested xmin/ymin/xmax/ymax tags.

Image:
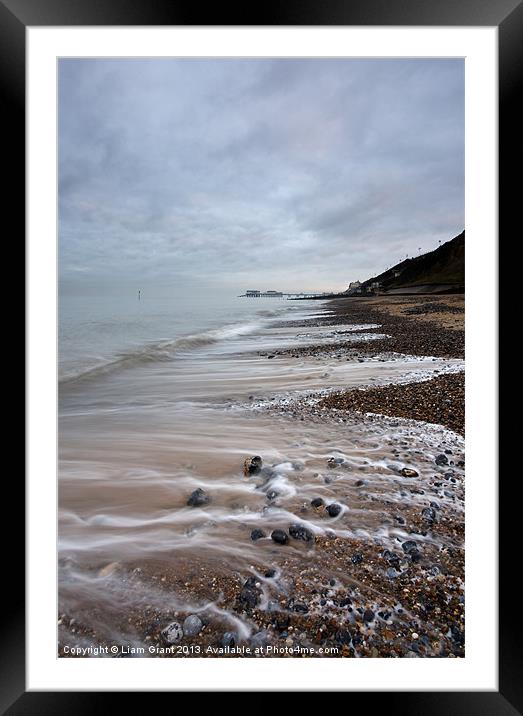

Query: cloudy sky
<box><xmin>59</xmin><ymin>58</ymin><xmax>464</xmax><ymax>295</ymax></box>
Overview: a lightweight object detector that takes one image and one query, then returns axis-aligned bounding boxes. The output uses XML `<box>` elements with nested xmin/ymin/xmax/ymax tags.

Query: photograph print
<box><xmin>58</xmin><ymin>57</ymin><xmax>465</xmax><ymax>659</ymax></box>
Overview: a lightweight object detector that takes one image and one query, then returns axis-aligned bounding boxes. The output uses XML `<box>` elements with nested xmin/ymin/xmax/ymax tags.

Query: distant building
<box><xmin>348</xmin><ymin>280</ymin><xmax>361</xmax><ymax>290</ymax></box>
<box><xmin>242</xmin><ymin>289</ymin><xmax>283</xmax><ymax>297</ymax></box>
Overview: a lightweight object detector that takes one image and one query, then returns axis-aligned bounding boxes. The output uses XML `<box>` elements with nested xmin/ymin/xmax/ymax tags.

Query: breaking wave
<box><xmin>59</xmin><ymin>320</ymin><xmax>262</xmax><ymax>385</ymax></box>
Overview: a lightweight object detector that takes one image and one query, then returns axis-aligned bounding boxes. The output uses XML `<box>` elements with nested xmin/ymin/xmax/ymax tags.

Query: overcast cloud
<box><xmin>59</xmin><ymin>58</ymin><xmax>464</xmax><ymax>295</ymax></box>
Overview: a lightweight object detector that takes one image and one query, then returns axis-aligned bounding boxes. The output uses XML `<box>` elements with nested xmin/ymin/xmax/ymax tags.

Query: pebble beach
<box><xmin>59</xmin><ymin>294</ymin><xmax>465</xmax><ymax>659</ymax></box>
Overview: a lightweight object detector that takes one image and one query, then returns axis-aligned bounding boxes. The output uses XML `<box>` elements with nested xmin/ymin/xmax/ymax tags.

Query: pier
<box><xmin>238</xmin><ymin>290</ymin><xmax>331</xmax><ymax>299</ymax></box>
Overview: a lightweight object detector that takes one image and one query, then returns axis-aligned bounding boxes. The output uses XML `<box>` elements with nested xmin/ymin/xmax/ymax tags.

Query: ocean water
<box><xmin>58</xmin><ymin>291</ymin><xmax>464</xmax><ymax>654</ymax></box>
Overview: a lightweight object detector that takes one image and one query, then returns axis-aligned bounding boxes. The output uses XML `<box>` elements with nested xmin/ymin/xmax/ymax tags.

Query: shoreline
<box><xmin>59</xmin><ymin>294</ymin><xmax>465</xmax><ymax>659</ymax></box>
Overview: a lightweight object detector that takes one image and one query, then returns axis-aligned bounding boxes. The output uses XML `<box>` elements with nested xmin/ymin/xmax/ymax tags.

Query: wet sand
<box><xmin>58</xmin><ymin>295</ymin><xmax>464</xmax><ymax>659</ymax></box>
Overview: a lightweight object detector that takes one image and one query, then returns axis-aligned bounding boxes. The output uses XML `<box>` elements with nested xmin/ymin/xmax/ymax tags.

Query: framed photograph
<box><xmin>8</xmin><ymin>0</ymin><xmax>513</xmax><ymax>707</ymax></box>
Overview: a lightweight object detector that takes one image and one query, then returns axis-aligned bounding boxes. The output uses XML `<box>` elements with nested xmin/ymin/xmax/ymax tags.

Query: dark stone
<box><xmin>289</xmin><ymin>523</ymin><xmax>315</xmax><ymax>543</ymax></box>
<box><xmin>311</xmin><ymin>497</ymin><xmax>324</xmax><ymax>508</ymax></box>
<box><xmin>327</xmin><ymin>456</ymin><xmax>345</xmax><ymax>468</ymax></box>
<box><xmin>363</xmin><ymin>609</ymin><xmax>375</xmax><ymax>623</ymax></box>
<box><xmin>221</xmin><ymin>632</ymin><xmax>237</xmax><ymax>648</ymax></box>
<box><xmin>400</xmin><ymin>468</ymin><xmax>419</xmax><ymax>478</ymax></box>
<box><xmin>264</xmin><ymin>568</ymin><xmax>276</xmax><ymax>578</ymax></box>
<box><xmin>435</xmin><ymin>454</ymin><xmax>449</xmax><ymax>466</ymax></box>
<box><xmin>187</xmin><ymin>488</ymin><xmax>210</xmax><ymax>507</ymax></box>
<box><xmin>287</xmin><ymin>598</ymin><xmax>308</xmax><ymax>614</ymax></box>
<box><xmin>410</xmin><ymin>550</ymin><xmax>422</xmax><ymax>563</ymax></box>
<box><xmin>382</xmin><ymin>549</ymin><xmax>400</xmax><ymax>565</ymax></box>
<box><xmin>243</xmin><ymin>455</ymin><xmax>263</xmax><ymax>476</ymax></box>
<box><xmin>239</xmin><ymin>576</ymin><xmax>262</xmax><ymax>610</ymax></box>
<box><xmin>422</xmin><ymin>507</ymin><xmax>437</xmax><ymax>523</ymax></box>
<box><xmin>402</xmin><ymin>540</ymin><xmax>418</xmax><ymax>554</ymax></box>
<box><xmin>351</xmin><ymin>553</ymin><xmax>363</xmax><ymax>565</ymax></box>
<box><xmin>266</xmin><ymin>490</ymin><xmax>279</xmax><ymax>501</ymax></box>
<box><xmin>271</xmin><ymin>529</ymin><xmax>289</xmax><ymax>545</ymax></box>
<box><xmin>250</xmin><ymin>528</ymin><xmax>266</xmax><ymax>541</ymax></box>
<box><xmin>326</xmin><ymin>503</ymin><xmax>342</xmax><ymax>517</ymax></box>
<box><xmin>355</xmin><ymin>480</ymin><xmax>365</xmax><ymax>487</ymax></box>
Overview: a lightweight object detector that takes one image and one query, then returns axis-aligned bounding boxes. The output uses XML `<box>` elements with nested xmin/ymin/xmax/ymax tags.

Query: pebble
<box><xmin>187</xmin><ymin>488</ymin><xmax>210</xmax><ymax>507</ymax></box>
<box><xmin>221</xmin><ymin>632</ymin><xmax>237</xmax><ymax>648</ymax></box>
<box><xmin>400</xmin><ymin>468</ymin><xmax>419</xmax><ymax>478</ymax></box>
<box><xmin>271</xmin><ymin>529</ymin><xmax>289</xmax><ymax>545</ymax></box>
<box><xmin>422</xmin><ymin>507</ymin><xmax>437</xmax><ymax>523</ymax></box>
<box><xmin>363</xmin><ymin>609</ymin><xmax>375</xmax><ymax>623</ymax></box>
<box><xmin>435</xmin><ymin>454</ymin><xmax>449</xmax><ymax>466</ymax></box>
<box><xmin>289</xmin><ymin>523</ymin><xmax>315</xmax><ymax>543</ymax></box>
<box><xmin>161</xmin><ymin>622</ymin><xmax>183</xmax><ymax>645</ymax></box>
<box><xmin>183</xmin><ymin>615</ymin><xmax>203</xmax><ymax>637</ymax></box>
<box><xmin>250</xmin><ymin>529</ymin><xmax>266</xmax><ymax>541</ymax></box>
<box><xmin>327</xmin><ymin>503</ymin><xmax>342</xmax><ymax>517</ymax></box>
<box><xmin>243</xmin><ymin>455</ymin><xmax>263</xmax><ymax>476</ymax></box>
<box><xmin>402</xmin><ymin>540</ymin><xmax>418</xmax><ymax>554</ymax></box>
<box><xmin>239</xmin><ymin>576</ymin><xmax>262</xmax><ymax>609</ymax></box>
<box><xmin>311</xmin><ymin>497</ymin><xmax>324</xmax><ymax>508</ymax></box>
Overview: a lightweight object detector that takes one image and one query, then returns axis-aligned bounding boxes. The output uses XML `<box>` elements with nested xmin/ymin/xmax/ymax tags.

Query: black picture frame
<box><xmin>8</xmin><ymin>0</ymin><xmax>513</xmax><ymax>710</ymax></box>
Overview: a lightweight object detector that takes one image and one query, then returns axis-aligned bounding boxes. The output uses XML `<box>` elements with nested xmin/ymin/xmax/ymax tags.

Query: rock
<box><xmin>161</xmin><ymin>622</ymin><xmax>183</xmax><ymax>645</ymax></box>
<box><xmin>327</xmin><ymin>456</ymin><xmax>345</xmax><ymax>468</ymax></box>
<box><xmin>266</xmin><ymin>489</ymin><xmax>279</xmax><ymax>501</ymax></box>
<box><xmin>421</xmin><ymin>507</ymin><xmax>437</xmax><ymax>523</ymax></box>
<box><xmin>382</xmin><ymin>549</ymin><xmax>400</xmax><ymax>565</ymax></box>
<box><xmin>363</xmin><ymin>609</ymin><xmax>375</xmax><ymax>623</ymax></box>
<box><xmin>326</xmin><ymin>503</ymin><xmax>342</xmax><ymax>517</ymax></box>
<box><xmin>386</xmin><ymin>567</ymin><xmax>398</xmax><ymax>579</ymax></box>
<box><xmin>221</xmin><ymin>632</ymin><xmax>237</xmax><ymax>648</ymax></box>
<box><xmin>311</xmin><ymin>497</ymin><xmax>324</xmax><ymax>508</ymax></box>
<box><xmin>243</xmin><ymin>455</ymin><xmax>263</xmax><ymax>476</ymax></box>
<box><xmin>400</xmin><ymin>468</ymin><xmax>419</xmax><ymax>478</ymax></box>
<box><xmin>351</xmin><ymin>553</ymin><xmax>363</xmax><ymax>564</ymax></box>
<box><xmin>355</xmin><ymin>480</ymin><xmax>365</xmax><ymax>487</ymax></box>
<box><xmin>410</xmin><ymin>550</ymin><xmax>422</xmax><ymax>563</ymax></box>
<box><xmin>289</xmin><ymin>523</ymin><xmax>315</xmax><ymax>543</ymax></box>
<box><xmin>183</xmin><ymin>615</ymin><xmax>203</xmax><ymax>637</ymax></box>
<box><xmin>187</xmin><ymin>488</ymin><xmax>210</xmax><ymax>507</ymax></box>
<box><xmin>402</xmin><ymin>540</ymin><xmax>418</xmax><ymax>554</ymax></box>
<box><xmin>435</xmin><ymin>454</ymin><xmax>448</xmax><ymax>466</ymax></box>
<box><xmin>287</xmin><ymin>598</ymin><xmax>308</xmax><ymax>614</ymax></box>
<box><xmin>239</xmin><ymin>576</ymin><xmax>262</xmax><ymax>609</ymax></box>
<box><xmin>264</xmin><ymin>568</ymin><xmax>276</xmax><ymax>578</ymax></box>
<box><xmin>271</xmin><ymin>529</ymin><xmax>289</xmax><ymax>545</ymax></box>
<box><xmin>250</xmin><ymin>528</ymin><xmax>266</xmax><ymax>541</ymax></box>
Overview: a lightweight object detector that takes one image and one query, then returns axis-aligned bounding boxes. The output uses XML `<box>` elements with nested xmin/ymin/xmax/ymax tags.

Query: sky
<box><xmin>59</xmin><ymin>58</ymin><xmax>464</xmax><ymax>295</ymax></box>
